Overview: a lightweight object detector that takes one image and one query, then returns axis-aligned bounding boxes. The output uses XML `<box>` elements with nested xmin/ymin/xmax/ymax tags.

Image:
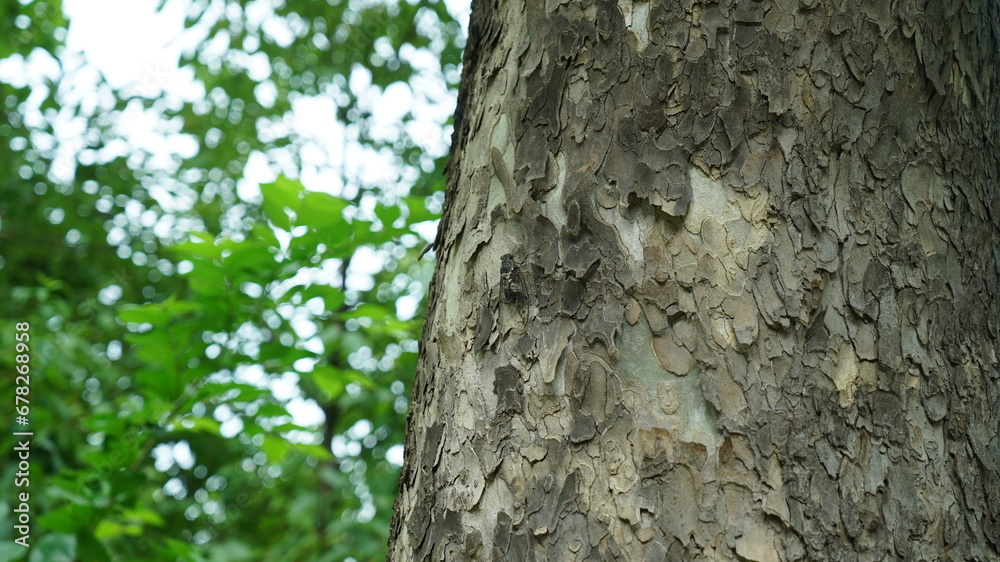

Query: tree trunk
<box><xmin>389</xmin><ymin>1</ymin><xmax>1000</xmax><ymax>559</ymax></box>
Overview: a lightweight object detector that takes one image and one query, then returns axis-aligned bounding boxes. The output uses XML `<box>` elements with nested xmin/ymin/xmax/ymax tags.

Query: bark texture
<box><xmin>390</xmin><ymin>0</ymin><xmax>1000</xmax><ymax>560</ymax></box>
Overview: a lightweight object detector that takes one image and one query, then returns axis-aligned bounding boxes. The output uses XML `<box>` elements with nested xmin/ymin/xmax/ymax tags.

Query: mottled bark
<box><xmin>389</xmin><ymin>0</ymin><xmax>1000</xmax><ymax>560</ymax></box>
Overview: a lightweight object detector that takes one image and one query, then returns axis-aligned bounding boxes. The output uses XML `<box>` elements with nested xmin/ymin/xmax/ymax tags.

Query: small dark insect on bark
<box><xmin>500</xmin><ymin>253</ymin><xmax>526</xmax><ymax>304</ymax></box>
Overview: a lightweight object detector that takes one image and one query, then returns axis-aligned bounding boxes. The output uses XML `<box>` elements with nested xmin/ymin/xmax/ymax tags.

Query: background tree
<box><xmin>0</xmin><ymin>0</ymin><xmax>464</xmax><ymax>560</ymax></box>
<box><xmin>390</xmin><ymin>0</ymin><xmax>1000</xmax><ymax>559</ymax></box>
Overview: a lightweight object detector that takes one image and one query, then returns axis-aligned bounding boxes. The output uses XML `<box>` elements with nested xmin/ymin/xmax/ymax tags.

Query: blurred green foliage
<box><xmin>0</xmin><ymin>0</ymin><xmax>463</xmax><ymax>559</ymax></box>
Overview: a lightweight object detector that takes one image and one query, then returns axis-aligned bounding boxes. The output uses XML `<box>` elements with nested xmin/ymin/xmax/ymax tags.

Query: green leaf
<box><xmin>28</xmin><ymin>533</ymin><xmax>76</xmax><ymax>562</ymax></box>
<box><xmin>119</xmin><ymin>299</ymin><xmax>200</xmax><ymax>327</ymax></box>
<box><xmin>298</xmin><ymin>284</ymin><xmax>346</xmax><ymax>310</ymax></box>
<box><xmin>261</xmin><ymin>435</ymin><xmax>290</xmax><ymax>463</ymax></box>
<box><xmin>75</xmin><ymin>531</ymin><xmax>111</xmax><ymax>562</ymax></box>
<box><xmin>251</xmin><ymin>223</ymin><xmax>280</xmax><ymax>248</ymax></box>
<box><xmin>136</xmin><ymin>367</ymin><xmax>178</xmax><ymax>398</ymax></box>
<box><xmin>403</xmin><ymin>195</ymin><xmax>436</xmax><ymax>223</ymax></box>
<box><xmin>82</xmin><ymin>412</ymin><xmax>127</xmax><ymax>435</ymax></box>
<box><xmin>296</xmin><ymin>191</ymin><xmax>350</xmax><ymax>229</ymax></box>
<box><xmin>46</xmin><ymin>477</ymin><xmax>92</xmax><ymax>505</ymax></box>
<box><xmin>119</xmin><ymin>304</ymin><xmax>168</xmax><ymax>325</ymax></box>
<box><xmin>169</xmin><ymin>232</ymin><xmax>220</xmax><ymax>259</ymax></box>
<box><xmin>162</xmin><ymin>299</ymin><xmax>203</xmax><ymax>318</ymax></box>
<box><xmin>198</xmin><ymin>382</ymin><xmax>271</xmax><ymax>404</ymax></box>
<box><xmin>375</xmin><ymin>203</ymin><xmax>403</xmax><ymax>229</ymax></box>
<box><xmin>182</xmin><ymin>416</ymin><xmax>222</xmax><ymax>435</ymax></box>
<box><xmin>292</xmin><ymin>442</ymin><xmax>332</xmax><ymax>460</ymax></box>
<box><xmin>225</xmin><ymin>243</ymin><xmax>275</xmax><ymax>273</ymax></box>
<box><xmin>339</xmin><ymin>302</ymin><xmax>392</xmax><ymax>321</ymax></box>
<box><xmin>261</xmin><ymin>176</ymin><xmax>304</xmax><ymax>230</ymax></box>
<box><xmin>93</xmin><ymin>520</ymin><xmax>128</xmax><ymax>540</ymax></box>
<box><xmin>185</xmin><ymin>258</ymin><xmax>228</xmax><ymax>296</ymax></box>
<box><xmin>256</xmin><ymin>403</ymin><xmax>291</xmax><ymax>418</ymax></box>
<box><xmin>123</xmin><ymin>506</ymin><xmax>165</xmax><ymax>527</ymax></box>
<box><xmin>0</xmin><ymin>542</ymin><xmax>27</xmax><ymax>561</ymax></box>
<box><xmin>346</xmin><ymin>370</ymin><xmax>377</xmax><ymax>390</ymax></box>
<box><xmin>39</xmin><ymin>505</ymin><xmax>94</xmax><ymax>534</ymax></box>
<box><xmin>160</xmin><ymin>538</ymin><xmax>197</xmax><ymax>559</ymax></box>
<box><xmin>130</xmin><ymin>336</ymin><xmax>181</xmax><ymax>372</ymax></box>
<box><xmin>310</xmin><ymin>366</ymin><xmax>345</xmax><ymax>400</ymax></box>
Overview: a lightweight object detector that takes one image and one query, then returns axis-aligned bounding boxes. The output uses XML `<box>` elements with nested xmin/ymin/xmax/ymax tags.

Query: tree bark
<box><xmin>389</xmin><ymin>1</ymin><xmax>1000</xmax><ymax>560</ymax></box>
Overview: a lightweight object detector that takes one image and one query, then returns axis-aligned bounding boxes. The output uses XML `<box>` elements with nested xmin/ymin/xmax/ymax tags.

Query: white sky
<box><xmin>63</xmin><ymin>0</ymin><xmax>195</xmax><ymax>93</ymax></box>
